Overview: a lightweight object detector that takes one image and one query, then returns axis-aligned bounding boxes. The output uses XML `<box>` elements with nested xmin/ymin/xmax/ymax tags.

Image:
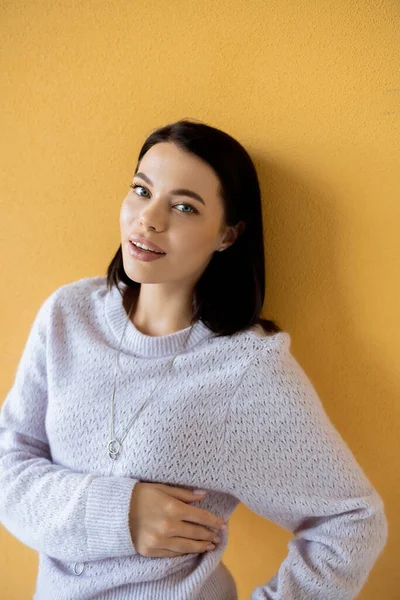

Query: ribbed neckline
<box><xmin>104</xmin><ymin>281</ymin><xmax>216</xmax><ymax>358</ymax></box>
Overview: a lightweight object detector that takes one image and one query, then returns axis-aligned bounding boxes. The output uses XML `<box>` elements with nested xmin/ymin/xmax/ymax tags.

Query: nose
<box><xmin>138</xmin><ymin>198</ymin><xmax>166</xmax><ymax>231</ymax></box>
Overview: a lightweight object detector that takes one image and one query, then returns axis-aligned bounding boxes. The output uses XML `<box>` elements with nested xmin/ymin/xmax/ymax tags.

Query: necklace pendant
<box><xmin>108</xmin><ymin>438</ymin><xmax>121</xmax><ymax>460</ymax></box>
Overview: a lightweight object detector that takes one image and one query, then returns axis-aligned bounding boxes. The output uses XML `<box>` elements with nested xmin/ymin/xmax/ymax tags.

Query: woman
<box><xmin>0</xmin><ymin>119</ymin><xmax>388</xmax><ymax>599</ymax></box>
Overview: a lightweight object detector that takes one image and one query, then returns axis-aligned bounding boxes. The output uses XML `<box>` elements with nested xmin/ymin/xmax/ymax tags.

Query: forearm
<box><xmin>249</xmin><ymin>489</ymin><xmax>388</xmax><ymax>599</ymax></box>
<box><xmin>0</xmin><ymin>429</ymin><xmax>139</xmax><ymax>561</ymax></box>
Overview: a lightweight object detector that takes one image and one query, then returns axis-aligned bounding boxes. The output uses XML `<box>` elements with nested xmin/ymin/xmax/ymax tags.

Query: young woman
<box><xmin>0</xmin><ymin>119</ymin><xmax>388</xmax><ymax>599</ymax></box>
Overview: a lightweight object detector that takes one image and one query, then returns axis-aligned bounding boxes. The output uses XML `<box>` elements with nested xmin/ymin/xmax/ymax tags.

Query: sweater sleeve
<box><xmin>0</xmin><ymin>292</ymin><xmax>140</xmax><ymax>562</ymax></box>
<box><xmin>222</xmin><ymin>333</ymin><xmax>388</xmax><ymax>600</ymax></box>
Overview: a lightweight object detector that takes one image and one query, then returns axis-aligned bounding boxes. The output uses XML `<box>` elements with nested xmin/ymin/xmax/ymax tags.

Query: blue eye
<box><xmin>130</xmin><ymin>184</ymin><xmax>149</xmax><ymax>197</ymax></box>
<box><xmin>129</xmin><ymin>183</ymin><xmax>198</xmax><ymax>215</ymax></box>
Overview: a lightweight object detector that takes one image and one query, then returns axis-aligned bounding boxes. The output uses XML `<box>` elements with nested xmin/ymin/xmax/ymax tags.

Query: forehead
<box><xmin>138</xmin><ymin>143</ymin><xmax>221</xmax><ymax>192</ymax></box>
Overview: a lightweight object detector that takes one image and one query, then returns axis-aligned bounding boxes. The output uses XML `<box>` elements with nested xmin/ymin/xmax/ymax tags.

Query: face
<box><xmin>120</xmin><ymin>142</ymin><xmax>235</xmax><ymax>287</ymax></box>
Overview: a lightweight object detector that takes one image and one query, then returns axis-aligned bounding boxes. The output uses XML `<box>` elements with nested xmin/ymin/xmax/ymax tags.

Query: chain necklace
<box><xmin>107</xmin><ymin>295</ymin><xmax>194</xmax><ymax>477</ymax></box>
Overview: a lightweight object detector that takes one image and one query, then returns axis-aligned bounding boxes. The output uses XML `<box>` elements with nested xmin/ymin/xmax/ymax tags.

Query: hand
<box><xmin>129</xmin><ymin>482</ymin><xmax>227</xmax><ymax>557</ymax></box>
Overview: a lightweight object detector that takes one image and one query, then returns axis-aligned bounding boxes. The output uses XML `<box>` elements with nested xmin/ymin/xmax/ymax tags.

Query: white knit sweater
<box><xmin>0</xmin><ymin>276</ymin><xmax>388</xmax><ymax>599</ymax></box>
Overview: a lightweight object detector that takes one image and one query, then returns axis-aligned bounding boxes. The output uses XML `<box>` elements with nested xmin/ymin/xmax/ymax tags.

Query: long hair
<box><xmin>106</xmin><ymin>118</ymin><xmax>282</xmax><ymax>338</ymax></box>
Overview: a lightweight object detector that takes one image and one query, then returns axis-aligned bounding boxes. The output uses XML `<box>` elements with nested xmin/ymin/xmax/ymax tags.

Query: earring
<box><xmin>218</xmin><ymin>248</ymin><xmax>224</xmax><ymax>252</ymax></box>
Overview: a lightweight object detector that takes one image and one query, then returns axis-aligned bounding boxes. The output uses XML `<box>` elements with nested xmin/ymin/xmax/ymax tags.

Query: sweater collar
<box><xmin>104</xmin><ymin>281</ymin><xmax>215</xmax><ymax>358</ymax></box>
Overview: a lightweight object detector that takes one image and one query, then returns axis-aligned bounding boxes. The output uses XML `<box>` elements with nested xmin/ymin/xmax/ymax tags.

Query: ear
<box><xmin>220</xmin><ymin>220</ymin><xmax>246</xmax><ymax>249</ymax></box>
<box><xmin>235</xmin><ymin>220</ymin><xmax>246</xmax><ymax>239</ymax></box>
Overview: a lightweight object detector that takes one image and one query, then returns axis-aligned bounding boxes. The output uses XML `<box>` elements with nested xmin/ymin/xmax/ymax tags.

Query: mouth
<box><xmin>128</xmin><ymin>240</ymin><xmax>167</xmax><ymax>261</ymax></box>
<box><xmin>129</xmin><ymin>236</ymin><xmax>166</xmax><ymax>255</ymax></box>
<box><xmin>130</xmin><ymin>241</ymin><xmax>166</xmax><ymax>255</ymax></box>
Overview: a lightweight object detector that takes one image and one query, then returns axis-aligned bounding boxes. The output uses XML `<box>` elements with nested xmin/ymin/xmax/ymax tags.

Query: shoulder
<box><xmin>207</xmin><ymin>326</ymin><xmax>294</xmax><ymax>395</ymax></box>
<box><xmin>247</xmin><ymin>325</ymin><xmax>291</xmax><ymax>355</ymax></box>
<box><xmin>205</xmin><ymin>324</ymin><xmax>292</xmax><ymax>373</ymax></box>
<box><xmin>51</xmin><ymin>275</ymin><xmax>107</xmax><ymax>304</ymax></box>
<box><xmin>33</xmin><ymin>275</ymin><xmax>108</xmax><ymax>326</ymax></box>
<box><xmin>225</xmin><ymin>325</ymin><xmax>292</xmax><ymax>364</ymax></box>
<box><xmin>232</xmin><ymin>328</ymin><xmax>327</xmax><ymax>426</ymax></box>
<box><xmin>239</xmin><ymin>328</ymin><xmax>295</xmax><ymax>392</ymax></box>
<box><xmin>241</xmin><ymin>327</ymin><xmax>311</xmax><ymax>393</ymax></box>
<box><xmin>44</xmin><ymin>275</ymin><xmax>106</xmax><ymax>306</ymax></box>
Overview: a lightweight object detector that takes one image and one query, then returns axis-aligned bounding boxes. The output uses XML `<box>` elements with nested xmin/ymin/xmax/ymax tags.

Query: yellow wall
<box><xmin>1</xmin><ymin>1</ymin><xmax>398</xmax><ymax>598</ymax></box>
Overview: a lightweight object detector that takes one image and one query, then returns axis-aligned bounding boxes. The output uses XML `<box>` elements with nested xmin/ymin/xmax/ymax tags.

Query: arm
<box><xmin>222</xmin><ymin>334</ymin><xmax>388</xmax><ymax>600</ymax></box>
<box><xmin>0</xmin><ymin>292</ymin><xmax>139</xmax><ymax>562</ymax></box>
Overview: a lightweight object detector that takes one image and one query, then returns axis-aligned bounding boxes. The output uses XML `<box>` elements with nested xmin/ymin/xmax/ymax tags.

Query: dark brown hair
<box><xmin>106</xmin><ymin>118</ymin><xmax>282</xmax><ymax>338</ymax></box>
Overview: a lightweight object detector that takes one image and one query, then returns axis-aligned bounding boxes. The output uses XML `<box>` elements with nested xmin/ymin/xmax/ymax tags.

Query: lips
<box><xmin>128</xmin><ymin>240</ymin><xmax>166</xmax><ymax>262</ymax></box>
<box><xmin>130</xmin><ymin>241</ymin><xmax>164</xmax><ymax>255</ymax></box>
<box><xmin>129</xmin><ymin>235</ymin><xmax>166</xmax><ymax>254</ymax></box>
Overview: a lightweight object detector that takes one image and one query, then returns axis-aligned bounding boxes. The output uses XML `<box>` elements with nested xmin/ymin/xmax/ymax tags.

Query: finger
<box><xmin>168</xmin><ymin>537</ymin><xmax>216</xmax><ymax>555</ymax></box>
<box><xmin>156</xmin><ymin>484</ymin><xmax>208</xmax><ymax>503</ymax></box>
<box><xmin>179</xmin><ymin>504</ymin><xmax>226</xmax><ymax>531</ymax></box>
<box><xmin>177</xmin><ymin>522</ymin><xmax>222</xmax><ymax>543</ymax></box>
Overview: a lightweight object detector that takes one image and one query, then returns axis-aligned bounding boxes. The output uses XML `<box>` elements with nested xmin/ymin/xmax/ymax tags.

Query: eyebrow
<box><xmin>134</xmin><ymin>172</ymin><xmax>206</xmax><ymax>206</ymax></box>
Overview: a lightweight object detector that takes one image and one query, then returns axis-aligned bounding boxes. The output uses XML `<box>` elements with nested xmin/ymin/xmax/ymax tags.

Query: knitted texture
<box><xmin>0</xmin><ymin>276</ymin><xmax>388</xmax><ymax>600</ymax></box>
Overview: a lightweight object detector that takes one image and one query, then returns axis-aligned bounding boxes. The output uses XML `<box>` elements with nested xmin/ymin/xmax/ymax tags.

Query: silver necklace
<box><xmin>107</xmin><ymin>295</ymin><xmax>194</xmax><ymax>477</ymax></box>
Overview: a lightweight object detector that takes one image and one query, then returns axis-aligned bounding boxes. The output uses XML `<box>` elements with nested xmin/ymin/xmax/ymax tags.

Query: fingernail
<box><xmin>194</xmin><ymin>489</ymin><xmax>207</xmax><ymax>495</ymax></box>
<box><xmin>206</xmin><ymin>543</ymin><xmax>215</xmax><ymax>550</ymax></box>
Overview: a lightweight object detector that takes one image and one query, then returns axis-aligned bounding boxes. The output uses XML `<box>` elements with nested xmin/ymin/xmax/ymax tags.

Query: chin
<box><xmin>122</xmin><ymin>265</ymin><xmax>163</xmax><ymax>285</ymax></box>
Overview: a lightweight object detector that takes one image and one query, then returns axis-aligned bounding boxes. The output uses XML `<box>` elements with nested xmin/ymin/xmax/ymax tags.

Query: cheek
<box><xmin>120</xmin><ymin>198</ymin><xmax>133</xmax><ymax>227</ymax></box>
<box><xmin>176</xmin><ymin>230</ymin><xmax>215</xmax><ymax>257</ymax></box>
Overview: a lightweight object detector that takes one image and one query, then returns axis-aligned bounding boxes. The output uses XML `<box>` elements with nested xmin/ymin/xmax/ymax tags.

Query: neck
<box><xmin>123</xmin><ymin>288</ymin><xmax>194</xmax><ymax>337</ymax></box>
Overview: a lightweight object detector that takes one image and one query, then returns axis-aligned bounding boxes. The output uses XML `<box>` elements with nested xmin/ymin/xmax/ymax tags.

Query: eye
<box><xmin>129</xmin><ymin>183</ymin><xmax>198</xmax><ymax>215</ymax></box>
<box><xmin>175</xmin><ymin>204</ymin><xmax>198</xmax><ymax>214</ymax></box>
<box><xmin>130</xmin><ymin>183</ymin><xmax>149</xmax><ymax>197</ymax></box>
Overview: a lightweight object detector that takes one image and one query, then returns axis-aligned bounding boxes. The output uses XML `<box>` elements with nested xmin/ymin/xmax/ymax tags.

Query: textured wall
<box><xmin>1</xmin><ymin>1</ymin><xmax>399</xmax><ymax>598</ymax></box>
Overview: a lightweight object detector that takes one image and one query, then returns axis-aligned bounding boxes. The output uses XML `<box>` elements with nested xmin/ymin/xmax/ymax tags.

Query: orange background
<box><xmin>1</xmin><ymin>1</ymin><xmax>398</xmax><ymax>598</ymax></box>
